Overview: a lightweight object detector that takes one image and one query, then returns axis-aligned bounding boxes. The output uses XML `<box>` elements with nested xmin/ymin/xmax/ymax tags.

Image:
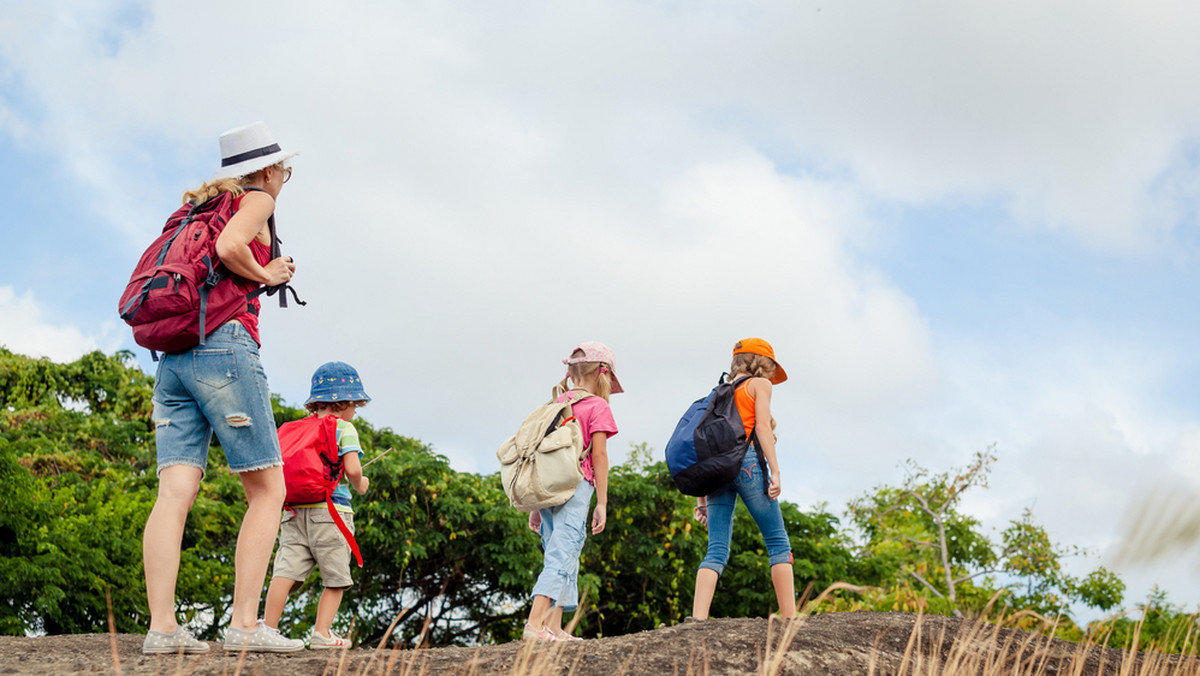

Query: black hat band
<box><xmin>221</xmin><ymin>143</ymin><xmax>282</xmax><ymax>167</ymax></box>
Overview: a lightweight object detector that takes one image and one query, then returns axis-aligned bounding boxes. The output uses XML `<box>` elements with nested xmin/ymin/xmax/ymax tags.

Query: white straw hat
<box><xmin>212</xmin><ymin>121</ymin><xmax>299</xmax><ymax>179</ymax></box>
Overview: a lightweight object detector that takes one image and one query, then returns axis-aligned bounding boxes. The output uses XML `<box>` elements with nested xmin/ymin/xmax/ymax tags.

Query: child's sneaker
<box><xmin>223</xmin><ymin>620</ymin><xmax>305</xmax><ymax>652</ymax></box>
<box><xmin>142</xmin><ymin>627</ymin><xmax>210</xmax><ymax>654</ymax></box>
<box><xmin>309</xmin><ymin>629</ymin><xmax>347</xmax><ymax>650</ymax></box>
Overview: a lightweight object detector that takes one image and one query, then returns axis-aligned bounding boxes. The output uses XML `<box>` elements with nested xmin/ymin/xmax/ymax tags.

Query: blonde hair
<box><xmin>730</xmin><ymin>353</ymin><xmax>777</xmax><ymax>381</ymax></box>
<box><xmin>731</xmin><ymin>354</ymin><xmax>779</xmax><ymax>437</ymax></box>
<box><xmin>305</xmin><ymin>399</ymin><xmax>368</xmax><ymax>415</ymax></box>
<box><xmin>180</xmin><ymin>163</ymin><xmax>282</xmax><ymax>204</ymax></box>
<box><xmin>554</xmin><ymin>349</ymin><xmax>613</xmax><ymax>402</ymax></box>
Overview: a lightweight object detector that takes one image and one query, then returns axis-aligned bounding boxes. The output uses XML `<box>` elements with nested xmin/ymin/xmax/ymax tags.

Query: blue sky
<box><xmin>4</xmin><ymin>0</ymin><xmax>1200</xmax><ymax>622</ymax></box>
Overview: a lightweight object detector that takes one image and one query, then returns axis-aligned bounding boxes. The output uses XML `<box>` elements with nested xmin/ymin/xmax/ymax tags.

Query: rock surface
<box><xmin>0</xmin><ymin>612</ymin><xmax>1185</xmax><ymax>675</ymax></box>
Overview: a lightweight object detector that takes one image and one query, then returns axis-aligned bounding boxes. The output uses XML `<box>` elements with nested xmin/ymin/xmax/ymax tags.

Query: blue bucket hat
<box><xmin>305</xmin><ymin>361</ymin><xmax>371</xmax><ymax>405</ymax></box>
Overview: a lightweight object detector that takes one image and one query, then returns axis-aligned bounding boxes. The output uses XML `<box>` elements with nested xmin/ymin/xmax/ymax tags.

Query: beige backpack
<box><xmin>497</xmin><ymin>392</ymin><xmax>592</xmax><ymax>512</ymax></box>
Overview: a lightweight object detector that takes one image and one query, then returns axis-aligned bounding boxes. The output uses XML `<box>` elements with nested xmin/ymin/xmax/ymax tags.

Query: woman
<box><xmin>140</xmin><ymin>122</ymin><xmax>303</xmax><ymax>655</ymax></box>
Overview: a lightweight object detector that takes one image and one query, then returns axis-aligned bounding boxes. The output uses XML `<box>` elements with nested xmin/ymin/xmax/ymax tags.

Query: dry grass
<box><xmin>105</xmin><ymin>584</ymin><xmax>1200</xmax><ymax>676</ymax></box>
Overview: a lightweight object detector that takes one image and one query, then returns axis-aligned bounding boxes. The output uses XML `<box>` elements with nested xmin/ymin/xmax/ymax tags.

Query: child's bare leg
<box><xmin>771</xmin><ymin>562</ymin><xmax>796</xmax><ymax>618</ymax></box>
<box><xmin>691</xmin><ymin>568</ymin><xmax>720</xmax><ymax>619</ymax></box>
<box><xmin>263</xmin><ymin>578</ymin><xmax>294</xmax><ymax>629</ymax></box>
<box><xmin>229</xmin><ymin>466</ymin><xmax>286</xmax><ymax>631</ymax></box>
<box><xmin>526</xmin><ymin>594</ymin><xmax>553</xmax><ymax>629</ymax></box>
<box><xmin>546</xmin><ymin>606</ymin><xmax>565</xmax><ymax>636</ymax></box>
<box><xmin>143</xmin><ymin>465</ymin><xmax>202</xmax><ymax>634</ymax></box>
<box><xmin>314</xmin><ymin>587</ymin><xmax>346</xmax><ymax>637</ymax></box>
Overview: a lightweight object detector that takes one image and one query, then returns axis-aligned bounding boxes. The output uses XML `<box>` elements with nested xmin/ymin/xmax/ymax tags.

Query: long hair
<box><xmin>730</xmin><ymin>352</ymin><xmax>777</xmax><ymax>381</ymax></box>
<box><xmin>554</xmin><ymin>349</ymin><xmax>613</xmax><ymax>402</ymax></box>
<box><xmin>180</xmin><ymin>163</ymin><xmax>279</xmax><ymax>204</ymax></box>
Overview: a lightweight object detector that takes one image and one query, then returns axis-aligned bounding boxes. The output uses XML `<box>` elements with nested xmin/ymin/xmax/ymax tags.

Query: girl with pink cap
<box><xmin>523</xmin><ymin>342</ymin><xmax>624</xmax><ymax>641</ymax></box>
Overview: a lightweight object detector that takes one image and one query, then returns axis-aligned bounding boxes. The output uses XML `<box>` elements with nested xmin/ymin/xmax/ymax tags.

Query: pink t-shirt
<box><xmin>557</xmin><ymin>391</ymin><xmax>618</xmax><ymax>484</ymax></box>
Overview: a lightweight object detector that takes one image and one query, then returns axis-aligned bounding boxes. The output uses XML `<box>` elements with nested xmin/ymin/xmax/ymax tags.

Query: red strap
<box><xmin>326</xmin><ymin>497</ymin><xmax>363</xmax><ymax>567</ymax></box>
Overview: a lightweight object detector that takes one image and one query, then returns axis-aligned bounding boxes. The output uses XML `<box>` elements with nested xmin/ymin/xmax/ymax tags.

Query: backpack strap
<box><xmin>727</xmin><ymin>374</ymin><xmax>770</xmax><ymax>496</ymax></box>
<box><xmin>237</xmin><ymin>186</ymin><xmax>307</xmax><ymax>309</ymax></box>
<box><xmin>326</xmin><ymin>497</ymin><xmax>364</xmax><ymax>567</ymax></box>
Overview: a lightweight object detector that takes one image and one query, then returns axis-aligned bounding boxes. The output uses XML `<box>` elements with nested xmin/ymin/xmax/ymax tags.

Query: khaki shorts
<box><xmin>272</xmin><ymin>507</ymin><xmax>355</xmax><ymax>589</ymax></box>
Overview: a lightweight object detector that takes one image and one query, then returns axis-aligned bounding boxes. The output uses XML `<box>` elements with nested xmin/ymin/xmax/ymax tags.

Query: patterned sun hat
<box><xmin>304</xmin><ymin>361</ymin><xmax>371</xmax><ymax>405</ymax></box>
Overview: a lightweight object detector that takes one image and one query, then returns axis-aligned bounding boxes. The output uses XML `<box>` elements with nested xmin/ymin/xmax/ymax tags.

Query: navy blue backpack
<box><xmin>665</xmin><ymin>374</ymin><xmax>764</xmax><ymax>497</ymax></box>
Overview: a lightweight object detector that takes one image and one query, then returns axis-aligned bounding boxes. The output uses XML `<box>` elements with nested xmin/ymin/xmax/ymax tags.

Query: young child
<box><xmin>263</xmin><ymin>361</ymin><xmax>371</xmax><ymax>649</ymax></box>
<box><xmin>690</xmin><ymin>338</ymin><xmax>796</xmax><ymax>620</ymax></box>
<box><xmin>524</xmin><ymin>342</ymin><xmax>624</xmax><ymax>641</ymax></box>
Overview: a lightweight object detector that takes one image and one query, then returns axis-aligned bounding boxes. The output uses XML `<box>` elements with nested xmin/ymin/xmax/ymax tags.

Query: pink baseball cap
<box><xmin>564</xmin><ymin>341</ymin><xmax>624</xmax><ymax>394</ymax></box>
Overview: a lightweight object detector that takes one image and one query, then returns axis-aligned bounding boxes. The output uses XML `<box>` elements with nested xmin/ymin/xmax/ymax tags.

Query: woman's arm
<box><xmin>750</xmin><ymin>378</ymin><xmax>782</xmax><ymax>500</ymax></box>
<box><xmin>214</xmin><ymin>191</ymin><xmax>295</xmax><ymax>285</ymax></box>
<box><xmin>590</xmin><ymin>431</ymin><xmax>608</xmax><ymax>534</ymax></box>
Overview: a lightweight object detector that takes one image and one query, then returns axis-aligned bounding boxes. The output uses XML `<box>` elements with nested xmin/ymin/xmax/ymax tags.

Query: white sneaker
<box><xmin>309</xmin><ymin>629</ymin><xmax>347</xmax><ymax>649</ymax></box>
<box><xmin>223</xmin><ymin>620</ymin><xmax>305</xmax><ymax>652</ymax></box>
<box><xmin>143</xmin><ymin>627</ymin><xmax>210</xmax><ymax>654</ymax></box>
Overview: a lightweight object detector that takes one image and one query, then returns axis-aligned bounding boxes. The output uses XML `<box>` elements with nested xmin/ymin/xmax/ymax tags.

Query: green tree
<box><xmin>847</xmin><ymin>447</ymin><xmax>1124</xmax><ymax>620</ymax></box>
<box><xmin>0</xmin><ymin>348</ymin><xmax>243</xmax><ymax>637</ymax></box>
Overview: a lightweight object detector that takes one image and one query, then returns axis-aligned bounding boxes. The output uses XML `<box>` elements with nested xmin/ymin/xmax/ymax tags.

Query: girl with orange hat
<box><xmin>690</xmin><ymin>338</ymin><xmax>795</xmax><ymax>620</ymax></box>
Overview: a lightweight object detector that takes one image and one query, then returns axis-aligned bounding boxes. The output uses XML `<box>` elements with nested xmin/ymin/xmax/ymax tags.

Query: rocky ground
<box><xmin>0</xmin><ymin>612</ymin><xmax>1193</xmax><ymax>675</ymax></box>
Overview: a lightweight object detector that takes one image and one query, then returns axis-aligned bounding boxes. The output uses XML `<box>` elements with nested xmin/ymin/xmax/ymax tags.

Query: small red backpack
<box><xmin>278</xmin><ymin>415</ymin><xmax>363</xmax><ymax>566</ymax></box>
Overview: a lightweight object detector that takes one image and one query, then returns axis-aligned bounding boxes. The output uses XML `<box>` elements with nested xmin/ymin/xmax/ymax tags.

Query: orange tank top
<box><xmin>734</xmin><ymin>378</ymin><xmax>758</xmax><ymax>439</ymax></box>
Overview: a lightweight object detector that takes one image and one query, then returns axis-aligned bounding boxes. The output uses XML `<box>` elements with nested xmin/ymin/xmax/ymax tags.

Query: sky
<box><xmin>3</xmin><ymin>0</ymin><xmax>1200</xmax><ymax>622</ymax></box>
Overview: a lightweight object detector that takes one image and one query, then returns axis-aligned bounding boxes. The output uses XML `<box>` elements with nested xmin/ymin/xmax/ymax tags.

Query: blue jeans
<box><xmin>700</xmin><ymin>449</ymin><xmax>792</xmax><ymax>575</ymax></box>
<box><xmin>531</xmin><ymin>481</ymin><xmax>594</xmax><ymax>612</ymax></box>
<box><xmin>151</xmin><ymin>322</ymin><xmax>282</xmax><ymax>475</ymax></box>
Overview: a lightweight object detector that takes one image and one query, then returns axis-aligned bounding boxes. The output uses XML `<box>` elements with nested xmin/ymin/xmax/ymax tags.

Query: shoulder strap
<box><xmin>235</xmin><ymin>186</ymin><xmax>307</xmax><ymax>309</ymax></box>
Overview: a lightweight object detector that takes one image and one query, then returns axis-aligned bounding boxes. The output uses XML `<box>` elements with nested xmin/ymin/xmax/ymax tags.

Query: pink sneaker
<box><xmin>521</xmin><ymin>624</ymin><xmax>558</xmax><ymax>642</ymax></box>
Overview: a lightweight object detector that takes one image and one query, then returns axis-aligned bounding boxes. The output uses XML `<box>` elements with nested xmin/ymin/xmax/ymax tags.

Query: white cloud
<box><xmin>0</xmin><ymin>286</ymin><xmax>119</xmax><ymax>361</ymax></box>
<box><xmin>2</xmin><ymin>0</ymin><xmax>1200</xmax><ymax>619</ymax></box>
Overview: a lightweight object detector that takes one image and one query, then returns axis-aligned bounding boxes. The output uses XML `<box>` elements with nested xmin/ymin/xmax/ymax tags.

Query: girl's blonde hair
<box><xmin>305</xmin><ymin>399</ymin><xmax>368</xmax><ymax>415</ymax></box>
<box><xmin>730</xmin><ymin>353</ymin><xmax>777</xmax><ymax>381</ymax></box>
<box><xmin>732</xmin><ymin>354</ymin><xmax>779</xmax><ymax>437</ymax></box>
<box><xmin>180</xmin><ymin>163</ymin><xmax>281</xmax><ymax>204</ymax></box>
<box><xmin>555</xmin><ymin>349</ymin><xmax>613</xmax><ymax>402</ymax></box>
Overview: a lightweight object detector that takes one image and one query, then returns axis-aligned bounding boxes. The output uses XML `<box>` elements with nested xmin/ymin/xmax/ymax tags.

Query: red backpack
<box><xmin>278</xmin><ymin>415</ymin><xmax>363</xmax><ymax>566</ymax></box>
<box><xmin>118</xmin><ymin>188</ymin><xmax>302</xmax><ymax>357</ymax></box>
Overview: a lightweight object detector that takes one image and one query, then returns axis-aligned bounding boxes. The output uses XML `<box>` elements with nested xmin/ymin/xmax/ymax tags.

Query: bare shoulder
<box><xmin>237</xmin><ymin>189</ymin><xmax>276</xmax><ymax>214</ymax></box>
<box><xmin>748</xmin><ymin>377</ymin><xmax>773</xmax><ymax>397</ymax></box>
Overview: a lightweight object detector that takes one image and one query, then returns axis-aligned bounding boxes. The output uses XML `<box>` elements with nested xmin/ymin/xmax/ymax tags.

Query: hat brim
<box><xmin>769</xmin><ymin>365</ymin><xmax>787</xmax><ymax>385</ymax></box>
<box><xmin>609</xmin><ymin>372</ymin><xmax>624</xmax><ymax>394</ymax></box>
<box><xmin>213</xmin><ymin>150</ymin><xmax>299</xmax><ymax>180</ymax></box>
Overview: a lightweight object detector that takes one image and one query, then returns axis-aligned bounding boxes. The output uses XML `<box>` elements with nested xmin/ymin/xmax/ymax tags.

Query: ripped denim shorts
<box><xmin>151</xmin><ymin>321</ymin><xmax>282</xmax><ymax>475</ymax></box>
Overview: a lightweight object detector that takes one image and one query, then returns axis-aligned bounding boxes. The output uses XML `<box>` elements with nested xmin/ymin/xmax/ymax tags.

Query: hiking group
<box><xmin>124</xmin><ymin>122</ymin><xmax>798</xmax><ymax>655</ymax></box>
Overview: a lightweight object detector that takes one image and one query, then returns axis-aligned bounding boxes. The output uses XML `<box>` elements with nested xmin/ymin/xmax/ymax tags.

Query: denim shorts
<box><xmin>700</xmin><ymin>448</ymin><xmax>793</xmax><ymax>575</ymax></box>
<box><xmin>151</xmin><ymin>322</ymin><xmax>282</xmax><ymax>475</ymax></box>
<box><xmin>531</xmin><ymin>481</ymin><xmax>594</xmax><ymax>612</ymax></box>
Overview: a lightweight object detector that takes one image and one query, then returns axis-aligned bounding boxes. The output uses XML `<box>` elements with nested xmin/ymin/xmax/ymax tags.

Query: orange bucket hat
<box><xmin>733</xmin><ymin>337</ymin><xmax>788</xmax><ymax>384</ymax></box>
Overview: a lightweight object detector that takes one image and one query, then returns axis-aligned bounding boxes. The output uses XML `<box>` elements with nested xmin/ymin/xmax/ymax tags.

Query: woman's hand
<box><xmin>528</xmin><ymin>511</ymin><xmax>542</xmax><ymax>534</ymax></box>
<box><xmin>767</xmin><ymin>473</ymin><xmax>782</xmax><ymax>500</ymax></box>
<box><xmin>591</xmin><ymin>503</ymin><xmax>607</xmax><ymax>535</ymax></box>
<box><xmin>262</xmin><ymin>256</ymin><xmax>296</xmax><ymax>287</ymax></box>
<box><xmin>693</xmin><ymin>504</ymin><xmax>708</xmax><ymax>526</ymax></box>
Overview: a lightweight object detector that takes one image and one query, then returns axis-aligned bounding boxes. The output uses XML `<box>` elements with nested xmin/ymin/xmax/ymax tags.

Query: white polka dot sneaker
<box><xmin>142</xmin><ymin>627</ymin><xmax>210</xmax><ymax>654</ymax></box>
<box><xmin>309</xmin><ymin>629</ymin><xmax>347</xmax><ymax>649</ymax></box>
<box><xmin>223</xmin><ymin>619</ymin><xmax>305</xmax><ymax>653</ymax></box>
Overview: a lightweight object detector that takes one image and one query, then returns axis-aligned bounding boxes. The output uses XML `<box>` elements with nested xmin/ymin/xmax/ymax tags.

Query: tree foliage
<box><xmin>845</xmin><ymin>446</ymin><xmax>1124</xmax><ymax>624</ymax></box>
<box><xmin>0</xmin><ymin>348</ymin><xmax>1135</xmax><ymax>646</ymax></box>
